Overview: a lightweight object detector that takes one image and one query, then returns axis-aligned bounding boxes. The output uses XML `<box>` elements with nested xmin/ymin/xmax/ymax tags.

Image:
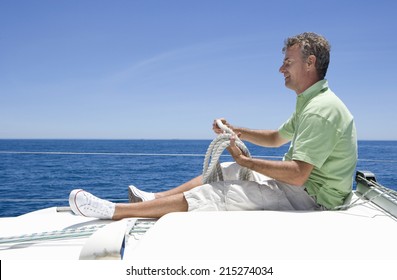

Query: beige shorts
<box><xmin>184</xmin><ymin>162</ymin><xmax>320</xmax><ymax>212</ymax></box>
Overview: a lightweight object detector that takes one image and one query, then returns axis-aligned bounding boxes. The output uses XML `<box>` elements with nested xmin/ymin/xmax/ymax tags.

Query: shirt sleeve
<box><xmin>278</xmin><ymin>114</ymin><xmax>295</xmax><ymax>141</ymax></box>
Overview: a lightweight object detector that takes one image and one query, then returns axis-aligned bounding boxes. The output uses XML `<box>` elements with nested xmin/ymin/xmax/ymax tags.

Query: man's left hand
<box><xmin>228</xmin><ymin>134</ymin><xmax>247</xmax><ymax>165</ymax></box>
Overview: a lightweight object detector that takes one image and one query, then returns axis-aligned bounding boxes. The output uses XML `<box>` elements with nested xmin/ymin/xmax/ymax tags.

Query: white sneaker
<box><xmin>128</xmin><ymin>185</ymin><xmax>155</xmax><ymax>203</ymax></box>
<box><xmin>69</xmin><ymin>189</ymin><xmax>115</xmax><ymax>219</ymax></box>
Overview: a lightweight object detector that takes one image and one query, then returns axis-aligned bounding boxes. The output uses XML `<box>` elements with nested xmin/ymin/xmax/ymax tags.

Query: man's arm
<box><xmin>234</xmin><ymin>128</ymin><xmax>289</xmax><ymax>148</ymax></box>
<box><xmin>228</xmin><ymin>136</ymin><xmax>313</xmax><ymax>186</ymax></box>
<box><xmin>213</xmin><ymin>119</ymin><xmax>289</xmax><ymax>148</ymax></box>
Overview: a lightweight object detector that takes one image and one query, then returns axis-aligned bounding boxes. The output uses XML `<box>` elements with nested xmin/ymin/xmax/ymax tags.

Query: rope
<box><xmin>202</xmin><ymin>120</ymin><xmax>253</xmax><ymax>184</ymax></box>
<box><xmin>333</xmin><ymin>175</ymin><xmax>397</xmax><ymax>211</ymax></box>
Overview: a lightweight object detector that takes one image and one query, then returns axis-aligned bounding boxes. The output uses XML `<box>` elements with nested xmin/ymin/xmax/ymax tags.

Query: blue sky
<box><xmin>1</xmin><ymin>0</ymin><xmax>396</xmax><ymax>140</ymax></box>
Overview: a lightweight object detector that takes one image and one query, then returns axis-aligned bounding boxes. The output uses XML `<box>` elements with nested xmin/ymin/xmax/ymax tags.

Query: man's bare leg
<box><xmin>113</xmin><ymin>193</ymin><xmax>188</xmax><ymax>220</ymax></box>
<box><xmin>154</xmin><ymin>175</ymin><xmax>203</xmax><ymax>199</ymax></box>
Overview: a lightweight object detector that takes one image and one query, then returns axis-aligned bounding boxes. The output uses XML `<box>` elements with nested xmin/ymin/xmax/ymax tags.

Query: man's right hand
<box><xmin>212</xmin><ymin>118</ymin><xmax>232</xmax><ymax>134</ymax></box>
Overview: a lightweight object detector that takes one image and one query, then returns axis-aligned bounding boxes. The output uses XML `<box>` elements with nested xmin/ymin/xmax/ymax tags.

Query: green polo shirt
<box><xmin>278</xmin><ymin>80</ymin><xmax>357</xmax><ymax>209</ymax></box>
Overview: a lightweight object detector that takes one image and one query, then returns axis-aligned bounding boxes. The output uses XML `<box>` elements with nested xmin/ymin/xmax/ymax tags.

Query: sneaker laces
<box><xmin>77</xmin><ymin>190</ymin><xmax>115</xmax><ymax>219</ymax></box>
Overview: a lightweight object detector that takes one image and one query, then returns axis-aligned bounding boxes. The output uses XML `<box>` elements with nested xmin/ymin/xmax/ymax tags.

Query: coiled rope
<box><xmin>202</xmin><ymin>119</ymin><xmax>253</xmax><ymax>184</ymax></box>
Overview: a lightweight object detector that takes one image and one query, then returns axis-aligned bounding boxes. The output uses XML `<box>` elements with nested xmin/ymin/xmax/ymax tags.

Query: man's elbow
<box><xmin>291</xmin><ymin>176</ymin><xmax>309</xmax><ymax>187</ymax></box>
<box><xmin>272</xmin><ymin>133</ymin><xmax>289</xmax><ymax>148</ymax></box>
<box><xmin>290</xmin><ymin>161</ymin><xmax>313</xmax><ymax>186</ymax></box>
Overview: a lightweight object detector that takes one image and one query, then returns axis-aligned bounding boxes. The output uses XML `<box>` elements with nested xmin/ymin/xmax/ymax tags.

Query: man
<box><xmin>69</xmin><ymin>32</ymin><xmax>357</xmax><ymax>220</ymax></box>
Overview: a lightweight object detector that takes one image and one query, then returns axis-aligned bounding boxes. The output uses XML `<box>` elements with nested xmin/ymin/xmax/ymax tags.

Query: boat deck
<box><xmin>0</xmin><ymin>190</ymin><xmax>396</xmax><ymax>260</ymax></box>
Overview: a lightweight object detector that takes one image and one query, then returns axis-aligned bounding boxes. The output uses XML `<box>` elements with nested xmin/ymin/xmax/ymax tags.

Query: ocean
<box><xmin>0</xmin><ymin>139</ymin><xmax>396</xmax><ymax>217</ymax></box>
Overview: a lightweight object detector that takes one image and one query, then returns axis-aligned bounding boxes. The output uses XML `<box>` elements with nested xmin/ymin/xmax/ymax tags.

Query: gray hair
<box><xmin>283</xmin><ymin>32</ymin><xmax>331</xmax><ymax>79</ymax></box>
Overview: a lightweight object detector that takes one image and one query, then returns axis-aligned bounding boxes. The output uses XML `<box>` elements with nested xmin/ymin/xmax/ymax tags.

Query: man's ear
<box><xmin>307</xmin><ymin>55</ymin><xmax>316</xmax><ymax>69</ymax></box>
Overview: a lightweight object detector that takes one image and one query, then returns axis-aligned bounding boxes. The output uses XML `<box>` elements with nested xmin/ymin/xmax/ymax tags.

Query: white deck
<box><xmin>126</xmin><ymin>205</ymin><xmax>397</xmax><ymax>260</ymax></box>
<box><xmin>1</xmin><ymin>192</ymin><xmax>396</xmax><ymax>261</ymax></box>
<box><xmin>0</xmin><ymin>207</ymin><xmax>112</xmax><ymax>260</ymax></box>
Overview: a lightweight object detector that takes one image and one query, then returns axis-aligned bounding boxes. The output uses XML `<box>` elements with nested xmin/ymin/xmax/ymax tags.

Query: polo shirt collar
<box><xmin>296</xmin><ymin>79</ymin><xmax>328</xmax><ymax>110</ymax></box>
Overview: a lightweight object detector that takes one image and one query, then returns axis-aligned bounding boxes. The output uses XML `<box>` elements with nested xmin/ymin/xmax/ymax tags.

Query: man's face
<box><xmin>279</xmin><ymin>44</ymin><xmax>308</xmax><ymax>94</ymax></box>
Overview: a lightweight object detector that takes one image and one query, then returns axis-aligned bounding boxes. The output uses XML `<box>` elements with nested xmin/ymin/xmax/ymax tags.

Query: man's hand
<box><xmin>212</xmin><ymin>118</ymin><xmax>232</xmax><ymax>134</ymax></box>
<box><xmin>228</xmin><ymin>134</ymin><xmax>248</xmax><ymax>166</ymax></box>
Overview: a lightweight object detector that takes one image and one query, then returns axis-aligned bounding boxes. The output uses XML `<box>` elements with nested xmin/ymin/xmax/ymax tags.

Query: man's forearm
<box><xmin>236</xmin><ymin>156</ymin><xmax>313</xmax><ymax>186</ymax></box>
<box><xmin>232</xmin><ymin>127</ymin><xmax>288</xmax><ymax>148</ymax></box>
